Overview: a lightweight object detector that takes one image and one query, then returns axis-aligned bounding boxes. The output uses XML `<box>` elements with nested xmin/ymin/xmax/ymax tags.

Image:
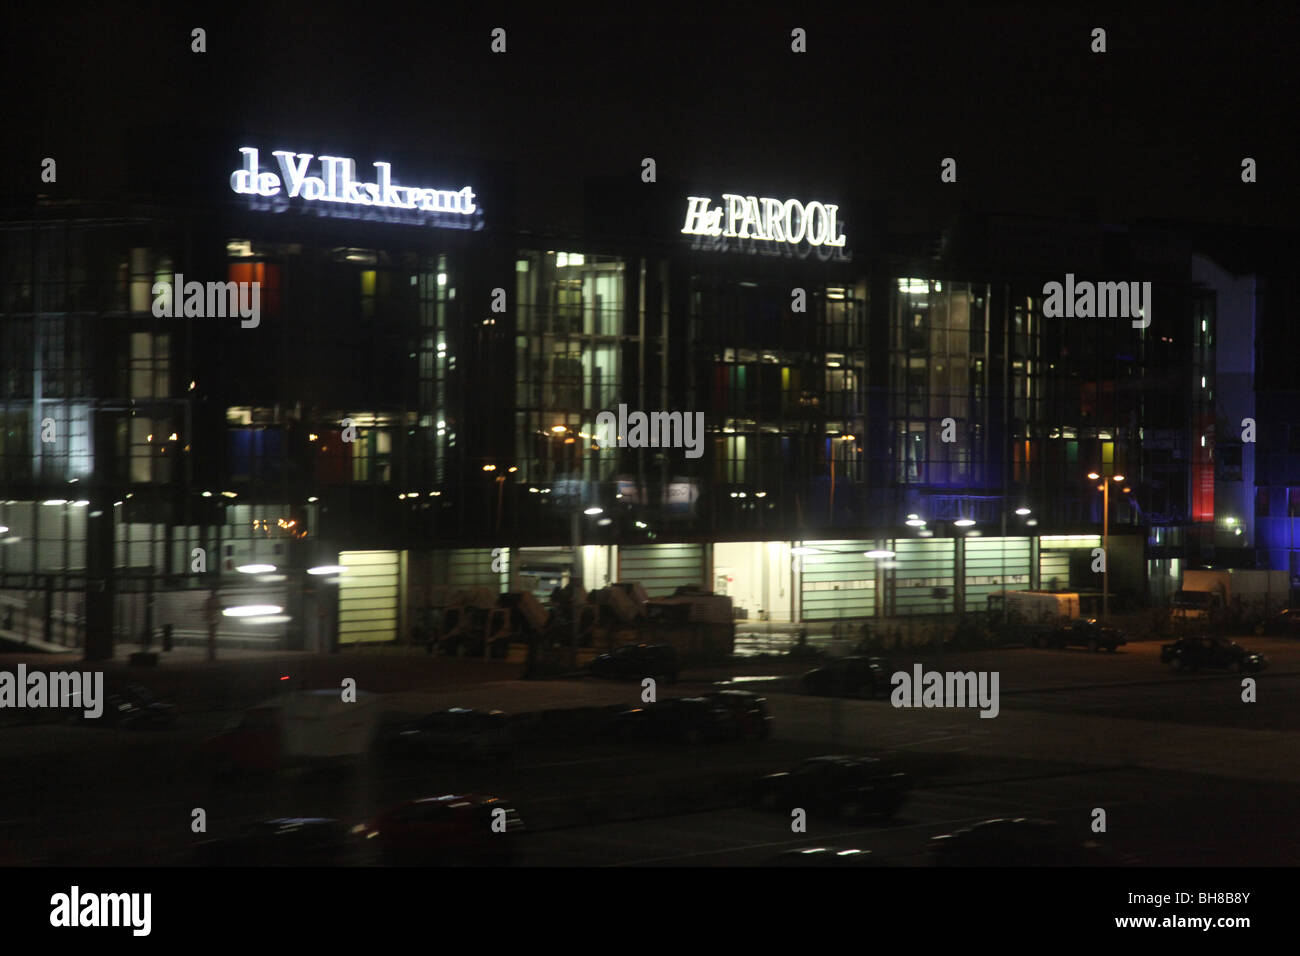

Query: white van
<box><xmin>987</xmin><ymin>590</ymin><xmax>1080</xmax><ymax>629</ymax></box>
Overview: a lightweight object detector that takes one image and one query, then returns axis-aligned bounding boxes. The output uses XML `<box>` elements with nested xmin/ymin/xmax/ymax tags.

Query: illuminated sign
<box><xmin>230</xmin><ymin>147</ymin><xmax>477</xmax><ymax>222</ymax></box>
<box><xmin>682</xmin><ymin>194</ymin><xmax>847</xmax><ymax>248</ymax></box>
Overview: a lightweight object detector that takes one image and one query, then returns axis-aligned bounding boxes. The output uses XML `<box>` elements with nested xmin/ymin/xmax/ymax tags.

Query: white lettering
<box><xmin>681</xmin><ymin>194</ymin><xmax>849</xmax><ymax>251</ymax></box>
<box><xmin>233</xmin><ymin>147</ymin><xmax>477</xmax><ymax>223</ymax></box>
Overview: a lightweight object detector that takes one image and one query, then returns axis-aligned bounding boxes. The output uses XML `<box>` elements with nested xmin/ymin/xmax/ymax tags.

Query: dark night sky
<box><xmin>6</xmin><ymin>1</ymin><xmax>1298</xmax><ymax>234</ymax></box>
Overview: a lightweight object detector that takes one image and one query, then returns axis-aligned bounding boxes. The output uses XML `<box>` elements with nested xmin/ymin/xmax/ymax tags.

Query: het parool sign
<box><xmin>680</xmin><ymin>193</ymin><xmax>849</xmax><ymax>260</ymax></box>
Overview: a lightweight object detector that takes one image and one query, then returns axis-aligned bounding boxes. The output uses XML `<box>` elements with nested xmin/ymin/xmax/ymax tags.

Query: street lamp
<box><xmin>997</xmin><ymin>503</ymin><xmax>1034</xmax><ymax>625</ymax></box>
<box><xmin>571</xmin><ymin>506</ymin><xmax>604</xmax><ymax>654</ymax></box>
<box><xmin>1087</xmin><ymin>471</ymin><xmax>1125</xmax><ymax>621</ymax></box>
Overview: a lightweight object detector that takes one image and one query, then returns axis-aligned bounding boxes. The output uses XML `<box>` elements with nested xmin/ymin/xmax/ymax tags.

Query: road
<box><xmin>2</xmin><ymin>634</ymin><xmax>1296</xmax><ymax>865</ymax></box>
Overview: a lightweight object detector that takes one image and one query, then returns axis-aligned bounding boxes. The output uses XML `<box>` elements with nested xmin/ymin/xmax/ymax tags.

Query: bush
<box><xmin>947</xmin><ymin>616</ymin><xmax>995</xmax><ymax>650</ymax></box>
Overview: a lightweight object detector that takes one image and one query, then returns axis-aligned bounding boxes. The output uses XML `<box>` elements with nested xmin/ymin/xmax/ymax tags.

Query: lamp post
<box><xmin>573</xmin><ymin>506</ymin><xmax>603</xmax><ymax>653</ymax></box>
<box><xmin>999</xmin><ymin>504</ymin><xmax>1034</xmax><ymax>625</ymax></box>
<box><xmin>1087</xmin><ymin>471</ymin><xmax>1125</xmax><ymax>621</ymax></box>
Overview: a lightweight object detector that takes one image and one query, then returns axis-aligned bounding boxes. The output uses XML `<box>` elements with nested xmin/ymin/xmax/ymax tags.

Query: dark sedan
<box><xmin>589</xmin><ymin>643</ymin><xmax>680</xmax><ymax>683</ymax></box>
<box><xmin>764</xmin><ymin>846</ymin><xmax>882</xmax><ymax>866</ymax></box>
<box><xmin>754</xmin><ymin>755</ymin><xmax>910</xmax><ymax>822</ymax></box>
<box><xmin>362</xmin><ymin>795</ymin><xmax>524</xmax><ymax>866</ymax></box>
<box><xmin>1161</xmin><ymin>636</ymin><xmax>1267</xmax><ymax>672</ymax></box>
<box><xmin>1256</xmin><ymin>608</ymin><xmax>1300</xmax><ymax>637</ymax></box>
<box><xmin>929</xmin><ymin>817</ymin><xmax>1113</xmax><ymax>866</ymax></box>
<box><xmin>800</xmin><ymin>656</ymin><xmax>892</xmax><ymax>698</ymax></box>
<box><xmin>1040</xmin><ymin>618</ymin><xmax>1126</xmax><ymax>652</ymax></box>
<box><xmin>606</xmin><ymin>697</ymin><xmax>737</xmax><ymax>745</ymax></box>
<box><xmin>78</xmin><ymin>684</ymin><xmax>178</xmax><ymax>729</ymax></box>
<box><xmin>704</xmin><ymin>690</ymin><xmax>773</xmax><ymax>739</ymax></box>
<box><xmin>191</xmin><ymin>818</ymin><xmax>354</xmax><ymax>866</ymax></box>
<box><xmin>380</xmin><ymin>708</ymin><xmax>512</xmax><ymax>761</ymax></box>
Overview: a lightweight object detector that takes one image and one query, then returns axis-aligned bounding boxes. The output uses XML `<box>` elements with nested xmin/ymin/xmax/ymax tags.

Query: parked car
<box><xmin>800</xmin><ymin>656</ymin><xmax>892</xmax><ymax>698</ymax></box>
<box><xmin>361</xmin><ymin>795</ymin><xmax>524</xmax><ymax>865</ymax></box>
<box><xmin>1040</xmin><ymin>618</ymin><xmax>1126</xmax><ymax>652</ymax></box>
<box><xmin>1160</xmin><ymin>636</ymin><xmax>1267</xmax><ymax>672</ymax></box>
<box><xmin>606</xmin><ymin>696</ymin><xmax>737</xmax><ymax>745</ymax></box>
<box><xmin>764</xmin><ymin>846</ymin><xmax>881</xmax><ymax>866</ymax></box>
<box><xmin>929</xmin><ymin>817</ymin><xmax>1111</xmax><ymax>866</ymax></box>
<box><xmin>1256</xmin><ymin>607</ymin><xmax>1300</xmax><ymax>636</ymax></box>
<box><xmin>78</xmin><ymin>684</ymin><xmax>178</xmax><ymax>729</ymax></box>
<box><xmin>753</xmin><ymin>755</ymin><xmax>910</xmax><ymax>822</ymax></box>
<box><xmin>191</xmin><ymin>818</ymin><xmax>354</xmax><ymax>866</ymax></box>
<box><xmin>703</xmin><ymin>690</ymin><xmax>773</xmax><ymax>739</ymax></box>
<box><xmin>381</xmin><ymin>708</ymin><xmax>512</xmax><ymax>761</ymax></box>
<box><xmin>589</xmin><ymin>643</ymin><xmax>680</xmax><ymax>683</ymax></box>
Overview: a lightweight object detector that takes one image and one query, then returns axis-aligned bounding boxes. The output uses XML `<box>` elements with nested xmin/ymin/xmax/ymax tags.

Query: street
<box><xmin>2</xmin><ymin>635</ymin><xmax>1295</xmax><ymax>866</ymax></box>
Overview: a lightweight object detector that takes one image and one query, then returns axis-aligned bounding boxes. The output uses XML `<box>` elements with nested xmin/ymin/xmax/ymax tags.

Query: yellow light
<box><xmin>508</xmin><ymin>466</ymin><xmax>517</xmax><ymax>473</ymax></box>
<box><xmin>308</xmin><ymin>433</ymin><xmax>319</xmax><ymax>442</ymax></box>
<box><xmin>482</xmin><ymin>464</ymin><xmax>496</xmax><ymax>471</ymax></box>
<box><xmin>1087</xmin><ymin>472</ymin><xmax>1100</xmax><ymax>480</ymax></box>
<box><xmin>168</xmin><ymin>432</ymin><xmax>178</xmax><ymax>441</ymax></box>
<box><xmin>551</xmin><ymin>425</ymin><xmax>567</xmax><ymax>433</ymax></box>
<box><xmin>1113</xmin><ymin>474</ymin><xmax>1125</xmax><ymax>482</ymax></box>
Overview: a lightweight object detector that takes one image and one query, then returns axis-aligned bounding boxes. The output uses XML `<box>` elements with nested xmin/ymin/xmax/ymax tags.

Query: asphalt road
<box><xmin>2</xmin><ymin>633</ymin><xmax>1296</xmax><ymax>866</ymax></box>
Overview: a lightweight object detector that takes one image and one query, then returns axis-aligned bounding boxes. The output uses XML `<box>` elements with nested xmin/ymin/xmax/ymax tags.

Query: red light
<box><xmin>280</xmin><ymin>675</ymin><xmax>290</xmax><ymax>681</ymax></box>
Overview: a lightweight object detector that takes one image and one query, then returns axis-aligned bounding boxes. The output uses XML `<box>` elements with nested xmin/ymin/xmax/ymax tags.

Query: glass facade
<box><xmin>1</xmin><ymin>185</ymin><xmax>1267</xmax><ymax>647</ymax></box>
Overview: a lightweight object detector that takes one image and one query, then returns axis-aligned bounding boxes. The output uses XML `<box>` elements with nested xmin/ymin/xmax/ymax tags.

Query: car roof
<box><xmin>960</xmin><ymin>817</ymin><xmax>1058</xmax><ymax>833</ymax></box>
<box><xmin>397</xmin><ymin>794</ymin><xmax>500</xmax><ymax>808</ymax></box>
<box><xmin>257</xmin><ymin>817</ymin><xmax>340</xmax><ymax>828</ymax></box>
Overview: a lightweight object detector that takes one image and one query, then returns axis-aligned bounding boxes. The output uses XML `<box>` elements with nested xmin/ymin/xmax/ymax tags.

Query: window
<box><xmin>126</xmin><ymin>415</ymin><xmax>174</xmax><ymax>484</ymax></box>
<box><xmin>351</xmin><ymin>427</ymin><xmax>393</xmax><ymax>483</ymax></box>
<box><xmin>130</xmin><ymin>332</ymin><xmax>170</xmax><ymax>399</ymax></box>
<box><xmin>227</xmin><ymin>261</ymin><xmax>282</xmax><ymax>319</ymax></box>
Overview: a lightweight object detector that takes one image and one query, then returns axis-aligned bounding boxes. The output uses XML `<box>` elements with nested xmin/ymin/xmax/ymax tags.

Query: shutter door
<box><xmin>618</xmin><ymin>543</ymin><xmax>704</xmax><ymax>597</ymax></box>
<box><xmin>338</xmin><ymin>550</ymin><xmax>399</xmax><ymax>644</ymax></box>
<box><xmin>800</xmin><ymin>540</ymin><xmax>876</xmax><ymax>620</ymax></box>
